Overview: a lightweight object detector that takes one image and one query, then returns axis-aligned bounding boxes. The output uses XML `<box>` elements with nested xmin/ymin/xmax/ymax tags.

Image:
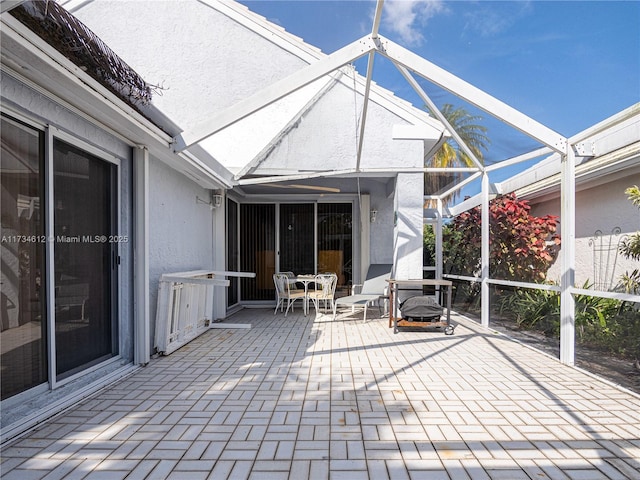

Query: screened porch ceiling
<box><xmin>171</xmin><ymin>0</ymin><xmax>574</xmax><ymax>206</ymax></box>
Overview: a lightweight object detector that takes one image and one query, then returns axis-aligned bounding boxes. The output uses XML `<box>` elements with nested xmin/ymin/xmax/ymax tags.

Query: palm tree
<box><xmin>425</xmin><ymin>103</ymin><xmax>490</xmax><ymax>204</ymax></box>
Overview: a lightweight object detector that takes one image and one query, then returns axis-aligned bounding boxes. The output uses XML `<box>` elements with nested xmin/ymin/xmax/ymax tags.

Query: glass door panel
<box><xmin>53</xmin><ymin>139</ymin><xmax>117</xmax><ymax>379</ymax></box>
<box><xmin>226</xmin><ymin>198</ymin><xmax>239</xmax><ymax>307</ymax></box>
<box><xmin>240</xmin><ymin>204</ymin><xmax>275</xmax><ymax>301</ymax></box>
<box><xmin>280</xmin><ymin>204</ymin><xmax>315</xmax><ymax>275</ymax></box>
<box><xmin>0</xmin><ymin>116</ymin><xmax>47</xmax><ymax>400</ymax></box>
<box><xmin>317</xmin><ymin>203</ymin><xmax>352</xmax><ymax>291</ymax></box>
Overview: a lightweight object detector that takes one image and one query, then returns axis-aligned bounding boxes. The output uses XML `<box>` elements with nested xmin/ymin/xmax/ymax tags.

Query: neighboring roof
<box><xmin>448</xmin><ymin>104</ymin><xmax>640</xmax><ymax>216</ymax></box>
<box><xmin>502</xmin><ymin>105</ymin><xmax>640</xmax><ymax>201</ymax></box>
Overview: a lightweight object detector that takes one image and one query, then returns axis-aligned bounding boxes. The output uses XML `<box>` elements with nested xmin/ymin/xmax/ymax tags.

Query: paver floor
<box><xmin>1</xmin><ymin>309</ymin><xmax>639</xmax><ymax>479</ymax></box>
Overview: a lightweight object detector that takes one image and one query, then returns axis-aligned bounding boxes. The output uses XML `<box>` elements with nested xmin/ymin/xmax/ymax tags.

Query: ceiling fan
<box><xmin>260</xmin><ymin>183</ymin><xmax>341</xmax><ymax>193</ymax></box>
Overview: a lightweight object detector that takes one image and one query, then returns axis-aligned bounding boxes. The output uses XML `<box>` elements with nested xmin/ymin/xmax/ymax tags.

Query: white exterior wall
<box><xmin>148</xmin><ymin>160</ymin><xmax>217</xmax><ymax>338</ymax></box>
<box><xmin>393</xmin><ymin>174</ymin><xmax>425</xmax><ymax>280</ymax></box>
<box><xmin>257</xmin><ymin>80</ymin><xmax>420</xmax><ymax>172</ymax></box>
<box><xmin>531</xmin><ymin>173</ymin><xmax>640</xmax><ymax>289</ymax></box>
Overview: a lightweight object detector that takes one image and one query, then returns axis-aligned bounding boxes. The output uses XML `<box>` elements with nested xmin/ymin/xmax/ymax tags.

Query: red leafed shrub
<box><xmin>445</xmin><ymin>193</ymin><xmax>561</xmax><ymax>282</ymax></box>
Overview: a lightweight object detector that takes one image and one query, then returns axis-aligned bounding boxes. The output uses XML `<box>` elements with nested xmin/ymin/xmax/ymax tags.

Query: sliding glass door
<box><xmin>236</xmin><ymin>202</ymin><xmax>352</xmax><ymax>303</ymax></box>
<box><xmin>1</xmin><ymin>113</ymin><xmax>119</xmax><ymax>400</ymax></box>
<box><xmin>240</xmin><ymin>204</ymin><xmax>276</xmax><ymax>301</ymax></box>
<box><xmin>0</xmin><ymin>116</ymin><xmax>47</xmax><ymax>400</ymax></box>
<box><xmin>317</xmin><ymin>203</ymin><xmax>352</xmax><ymax>290</ymax></box>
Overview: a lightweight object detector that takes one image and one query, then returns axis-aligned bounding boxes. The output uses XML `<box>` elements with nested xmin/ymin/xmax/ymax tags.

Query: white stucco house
<box><xmin>0</xmin><ymin>0</ymin><xmax>445</xmax><ymax>440</ymax></box>
<box><xmin>500</xmin><ymin>109</ymin><xmax>640</xmax><ymax>290</ymax></box>
<box><xmin>2</xmin><ymin>0</ymin><xmax>638</xmax><ymax>444</ymax></box>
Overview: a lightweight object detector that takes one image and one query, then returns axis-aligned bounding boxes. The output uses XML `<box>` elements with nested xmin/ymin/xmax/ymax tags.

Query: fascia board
<box><xmin>499</xmin><ymin>111</ymin><xmax>640</xmax><ymax>195</ymax></box>
<box><xmin>514</xmin><ymin>142</ymin><xmax>640</xmax><ymax>201</ymax></box>
<box><xmin>1</xmin><ymin>15</ymin><xmax>232</xmax><ymax>189</ymax></box>
<box><xmin>199</xmin><ymin>0</ymin><xmax>325</xmax><ymax>64</ymax></box>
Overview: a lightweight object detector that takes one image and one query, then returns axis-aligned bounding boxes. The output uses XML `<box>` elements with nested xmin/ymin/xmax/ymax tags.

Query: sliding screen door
<box><xmin>53</xmin><ymin>139</ymin><xmax>117</xmax><ymax>379</ymax></box>
<box><xmin>240</xmin><ymin>204</ymin><xmax>276</xmax><ymax>301</ymax></box>
<box><xmin>317</xmin><ymin>203</ymin><xmax>352</xmax><ymax>290</ymax></box>
<box><xmin>279</xmin><ymin>204</ymin><xmax>315</xmax><ymax>275</ymax></box>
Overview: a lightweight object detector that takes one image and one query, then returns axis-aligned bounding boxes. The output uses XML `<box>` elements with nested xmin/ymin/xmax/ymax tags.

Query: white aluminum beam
<box><xmin>176</xmin><ymin>36</ymin><xmax>376</xmax><ymax>150</ymax></box>
<box><xmin>569</xmin><ymin>102</ymin><xmax>640</xmax><ymax>144</ymax></box>
<box><xmin>371</xmin><ymin>0</ymin><xmax>384</xmax><ymax>39</ymax></box>
<box><xmin>485</xmin><ymin>146</ymin><xmax>553</xmax><ymax>173</ymax></box>
<box><xmin>238</xmin><ymin>169</ymin><xmax>358</xmax><ymax>185</ymax></box>
<box><xmin>437</xmin><ymin>171</ymin><xmax>482</xmax><ymax>204</ymax></box>
<box><xmin>355</xmin><ymin>51</ymin><xmax>376</xmax><ymax>171</ymax></box>
<box><xmin>396</xmin><ymin>65</ymin><xmax>485</xmax><ymax>170</ymax></box>
<box><xmin>378</xmin><ymin>36</ymin><xmax>568</xmax><ymax>153</ymax></box>
<box><xmin>133</xmin><ymin>147</ymin><xmax>150</xmax><ymax>366</ymax></box>
<box><xmin>435</xmin><ymin>198</ymin><xmax>443</xmax><ymax>280</ymax></box>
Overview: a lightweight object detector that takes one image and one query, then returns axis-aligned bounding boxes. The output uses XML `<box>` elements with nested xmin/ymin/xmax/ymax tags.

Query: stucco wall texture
<box><xmin>530</xmin><ymin>173</ymin><xmax>640</xmax><ymax>289</ymax></box>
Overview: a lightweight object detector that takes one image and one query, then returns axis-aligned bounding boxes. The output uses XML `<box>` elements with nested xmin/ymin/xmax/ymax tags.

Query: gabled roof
<box><xmin>62</xmin><ymin>0</ymin><xmax>446</xmax><ymax>188</ymax></box>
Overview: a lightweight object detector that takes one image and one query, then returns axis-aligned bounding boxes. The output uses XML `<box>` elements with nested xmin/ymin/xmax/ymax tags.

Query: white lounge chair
<box><xmin>332</xmin><ymin>264</ymin><xmax>392</xmax><ymax>321</ymax></box>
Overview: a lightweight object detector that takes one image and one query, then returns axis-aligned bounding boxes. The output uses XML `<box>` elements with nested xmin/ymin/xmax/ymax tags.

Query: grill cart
<box><xmin>387</xmin><ymin>279</ymin><xmax>455</xmax><ymax>335</ymax></box>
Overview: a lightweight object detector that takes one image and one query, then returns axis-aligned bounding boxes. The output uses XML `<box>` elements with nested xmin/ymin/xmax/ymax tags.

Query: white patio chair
<box><xmin>273</xmin><ymin>273</ymin><xmax>306</xmax><ymax>316</ymax></box>
<box><xmin>281</xmin><ymin>271</ymin><xmax>303</xmax><ymax>292</ymax></box>
<box><xmin>308</xmin><ymin>273</ymin><xmax>338</xmax><ymax>313</ymax></box>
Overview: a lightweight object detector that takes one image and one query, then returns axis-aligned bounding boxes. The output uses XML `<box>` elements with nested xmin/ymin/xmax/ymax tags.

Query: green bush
<box><xmin>496</xmin><ymin>283</ymin><xmax>640</xmax><ymax>358</ymax></box>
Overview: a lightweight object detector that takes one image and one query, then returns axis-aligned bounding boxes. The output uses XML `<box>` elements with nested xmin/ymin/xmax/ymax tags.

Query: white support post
<box><xmin>435</xmin><ymin>198</ymin><xmax>443</xmax><ymax>280</ymax></box>
<box><xmin>560</xmin><ymin>145</ymin><xmax>576</xmax><ymax>365</ymax></box>
<box><xmin>212</xmin><ymin>193</ymin><xmax>227</xmax><ymax>321</ymax></box>
<box><xmin>133</xmin><ymin>147</ymin><xmax>150</xmax><ymax>365</ymax></box>
<box><xmin>481</xmin><ymin>172</ymin><xmax>490</xmax><ymax>327</ymax></box>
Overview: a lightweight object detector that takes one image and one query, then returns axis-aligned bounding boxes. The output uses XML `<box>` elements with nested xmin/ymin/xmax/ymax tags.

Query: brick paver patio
<box><xmin>1</xmin><ymin>309</ymin><xmax>639</xmax><ymax>479</ymax></box>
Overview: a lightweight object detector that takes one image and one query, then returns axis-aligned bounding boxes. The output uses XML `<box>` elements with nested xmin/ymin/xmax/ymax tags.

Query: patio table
<box><xmin>295</xmin><ymin>274</ymin><xmax>316</xmax><ymax>315</ymax></box>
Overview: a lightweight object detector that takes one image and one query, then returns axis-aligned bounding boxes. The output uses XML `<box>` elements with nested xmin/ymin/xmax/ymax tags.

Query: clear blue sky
<box><xmin>238</xmin><ymin>0</ymin><xmax>639</xmax><ymax>184</ymax></box>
